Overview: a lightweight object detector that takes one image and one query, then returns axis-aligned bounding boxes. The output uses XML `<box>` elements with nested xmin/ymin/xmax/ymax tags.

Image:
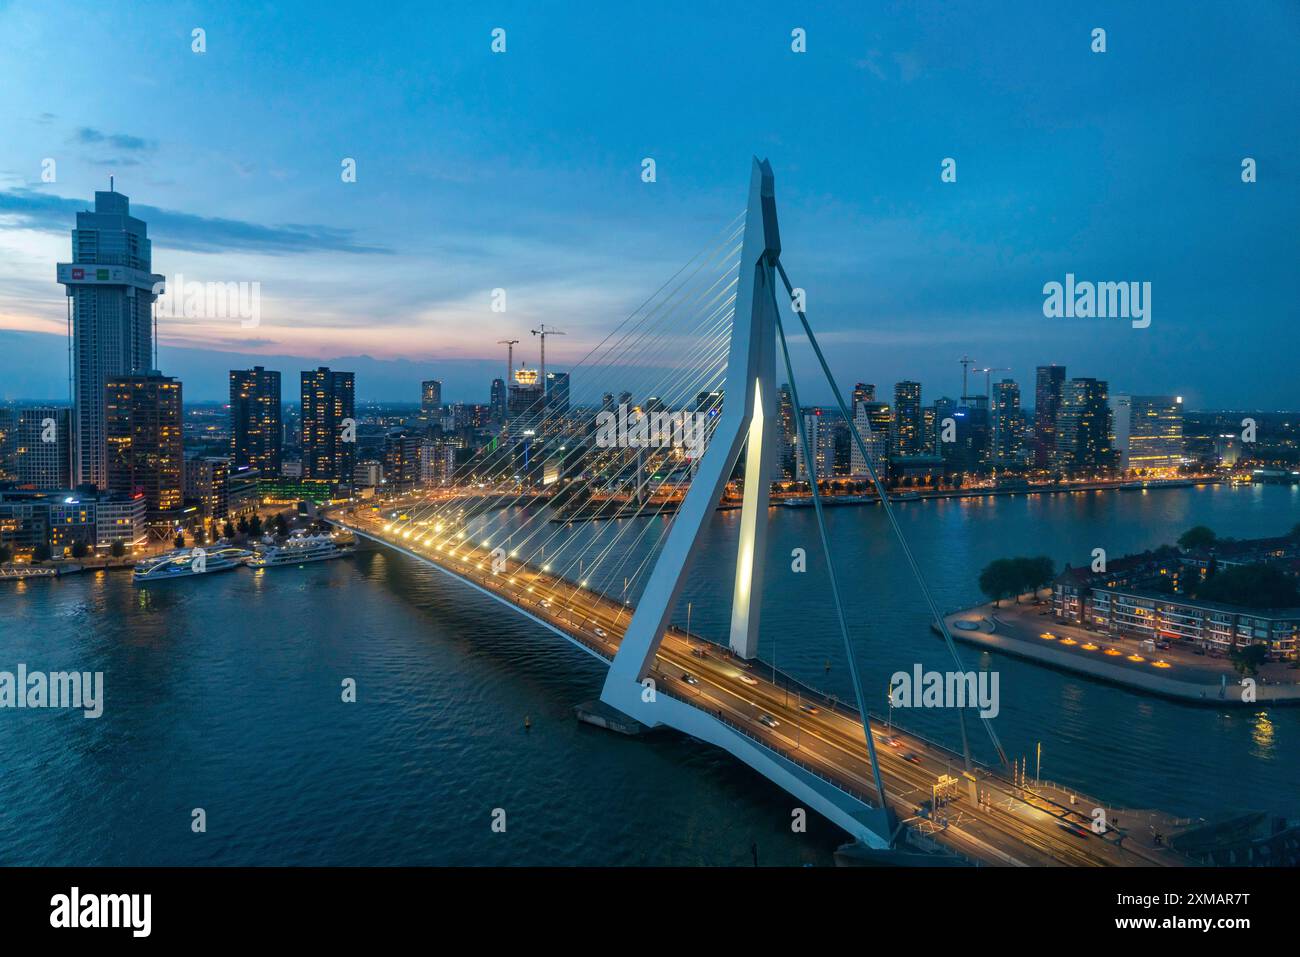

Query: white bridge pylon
<box><xmin>600</xmin><ymin>158</ymin><xmax>892</xmax><ymax>848</ymax></box>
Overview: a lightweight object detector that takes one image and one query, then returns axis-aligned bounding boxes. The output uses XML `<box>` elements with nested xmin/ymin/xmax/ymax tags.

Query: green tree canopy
<box><xmin>1177</xmin><ymin>525</ymin><xmax>1217</xmax><ymax>550</ymax></box>
<box><xmin>1197</xmin><ymin>563</ymin><xmax>1300</xmax><ymax>609</ymax></box>
<box><xmin>110</xmin><ymin>540</ymin><xmax>126</xmax><ymax>558</ymax></box>
<box><xmin>979</xmin><ymin>555</ymin><xmax>1057</xmax><ymax>606</ymax></box>
<box><xmin>1231</xmin><ymin>643</ymin><xmax>1269</xmax><ymax>677</ymax></box>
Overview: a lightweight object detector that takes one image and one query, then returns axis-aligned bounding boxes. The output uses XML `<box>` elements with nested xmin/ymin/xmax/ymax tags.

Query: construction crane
<box><xmin>497</xmin><ymin>339</ymin><xmax>520</xmax><ymax>384</ymax></box>
<box><xmin>530</xmin><ymin>324</ymin><xmax>565</xmax><ymax>384</ymax></box>
<box><xmin>959</xmin><ymin>355</ymin><xmax>977</xmax><ymax>403</ymax></box>
<box><xmin>977</xmin><ymin>367</ymin><xmax>1011</xmax><ymax>407</ymax></box>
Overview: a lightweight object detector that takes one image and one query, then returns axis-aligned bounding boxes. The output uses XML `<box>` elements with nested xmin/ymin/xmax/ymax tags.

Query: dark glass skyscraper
<box><xmin>1055</xmin><ymin>377</ymin><xmax>1112</xmax><ymax>473</ymax></box>
<box><xmin>545</xmin><ymin>371</ymin><xmax>570</xmax><ymax>414</ymax></box>
<box><xmin>230</xmin><ymin>366</ymin><xmax>282</xmax><ymax>475</ymax></box>
<box><xmin>300</xmin><ymin>367</ymin><xmax>355</xmax><ymax>483</ymax></box>
<box><xmin>57</xmin><ymin>188</ymin><xmax>165</xmax><ymax>489</ymax></box>
<box><xmin>421</xmin><ymin>380</ymin><xmax>442</xmax><ymax>415</ymax></box>
<box><xmin>1033</xmin><ymin>365</ymin><xmax>1066</xmax><ymax>468</ymax></box>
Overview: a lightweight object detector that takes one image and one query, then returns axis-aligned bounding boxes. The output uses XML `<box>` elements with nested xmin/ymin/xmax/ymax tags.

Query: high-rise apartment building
<box><xmin>229</xmin><ymin>366</ymin><xmax>281</xmax><ymax>475</ymax></box>
<box><xmin>777</xmin><ymin>384</ymin><xmax>796</xmax><ymax>479</ymax></box>
<box><xmin>383</xmin><ymin>432</ymin><xmax>421</xmax><ymax>490</ymax></box>
<box><xmin>1055</xmin><ymin>378</ymin><xmax>1112</xmax><ymax>472</ymax></box>
<box><xmin>13</xmin><ymin>407</ymin><xmax>72</xmax><ymax>488</ymax></box>
<box><xmin>490</xmin><ymin>378</ymin><xmax>508</xmax><ymax>425</ymax></box>
<box><xmin>57</xmin><ymin>188</ymin><xmax>165</xmax><ymax>488</ymax></box>
<box><xmin>892</xmin><ymin>381</ymin><xmax>923</xmax><ymax>457</ymax></box>
<box><xmin>545</xmin><ymin>372</ymin><xmax>570</xmax><ymax>415</ymax></box>
<box><xmin>851</xmin><ymin>402</ymin><xmax>892</xmax><ymax>475</ymax></box>
<box><xmin>300</xmin><ymin>367</ymin><xmax>355</xmax><ymax>483</ymax></box>
<box><xmin>991</xmin><ymin>379</ymin><xmax>1023</xmax><ymax>464</ymax></box>
<box><xmin>796</xmin><ymin>409</ymin><xmax>835</xmax><ymax>481</ymax></box>
<box><xmin>1033</xmin><ymin>365</ymin><xmax>1066</xmax><ymax>468</ymax></box>
<box><xmin>852</xmin><ymin>383</ymin><xmax>876</xmax><ymax>412</ymax></box>
<box><xmin>105</xmin><ymin>373</ymin><xmax>183</xmax><ymax>514</ymax></box>
<box><xmin>421</xmin><ymin>380</ymin><xmax>443</xmax><ymax>415</ymax></box>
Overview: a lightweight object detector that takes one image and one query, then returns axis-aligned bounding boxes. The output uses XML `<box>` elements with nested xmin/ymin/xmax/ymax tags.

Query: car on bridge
<box><xmin>757</xmin><ymin>714</ymin><xmax>779</xmax><ymax>729</ymax></box>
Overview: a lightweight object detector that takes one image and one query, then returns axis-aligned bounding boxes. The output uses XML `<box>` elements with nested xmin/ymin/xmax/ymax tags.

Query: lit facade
<box><xmin>57</xmin><ymin>190</ymin><xmax>164</xmax><ymax>489</ymax></box>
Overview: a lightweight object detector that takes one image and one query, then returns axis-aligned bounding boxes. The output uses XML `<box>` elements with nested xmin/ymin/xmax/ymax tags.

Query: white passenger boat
<box><xmin>132</xmin><ymin>543</ymin><xmax>252</xmax><ymax>583</ymax></box>
<box><xmin>247</xmin><ymin>532</ymin><xmax>354</xmax><ymax>568</ymax></box>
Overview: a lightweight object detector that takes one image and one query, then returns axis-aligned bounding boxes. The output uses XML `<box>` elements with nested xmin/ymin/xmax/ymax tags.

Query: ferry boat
<box><xmin>247</xmin><ymin>531</ymin><xmax>354</xmax><ymax>568</ymax></box>
<box><xmin>132</xmin><ymin>543</ymin><xmax>252</xmax><ymax>583</ymax></box>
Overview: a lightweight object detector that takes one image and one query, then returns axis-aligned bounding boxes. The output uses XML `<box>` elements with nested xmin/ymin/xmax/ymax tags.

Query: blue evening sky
<box><xmin>0</xmin><ymin>0</ymin><xmax>1295</xmax><ymax>405</ymax></box>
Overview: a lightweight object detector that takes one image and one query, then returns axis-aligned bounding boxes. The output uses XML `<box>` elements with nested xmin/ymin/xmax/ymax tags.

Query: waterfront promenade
<box><xmin>941</xmin><ymin>600</ymin><xmax>1300</xmax><ymax>705</ymax></box>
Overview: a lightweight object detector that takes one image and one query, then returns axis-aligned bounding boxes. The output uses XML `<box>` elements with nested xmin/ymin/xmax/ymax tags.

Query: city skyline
<box><xmin>3</xmin><ymin>3</ymin><xmax>1298</xmax><ymax>895</ymax></box>
<box><xmin>1</xmin><ymin>2</ymin><xmax>1298</xmax><ymax>407</ymax></box>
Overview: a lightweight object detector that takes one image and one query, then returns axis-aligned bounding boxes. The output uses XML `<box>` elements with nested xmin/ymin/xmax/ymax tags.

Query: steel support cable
<box><xmin>556</xmin><ymin>353</ymin><xmax>734</xmax><ymax>600</ymax></box>
<box><xmin>504</xmin><ymin>304</ymin><xmax>737</xmax><ymax>568</ymax></box>
<box><xmin>541</xmin><ymin>331</ymin><xmax>735</xmax><ymax>586</ymax></box>
<box><xmin>400</xmin><ymin>241</ymin><xmax>743</xmax><ymax>532</ymax></box>
<box><xmin>773</xmin><ymin>258</ymin><xmax>1008</xmax><ymax>770</ymax></box>
<box><xmin>394</xmin><ymin>222</ymin><xmax>744</xmax><ymax>528</ymax></box>
<box><xmin>774</xmin><ymin>293</ymin><xmax>890</xmax><ymax>813</ymax></box>
<box><xmin>427</xmin><ymin>293</ymin><xmax>737</xmax><ymax>562</ymax></box>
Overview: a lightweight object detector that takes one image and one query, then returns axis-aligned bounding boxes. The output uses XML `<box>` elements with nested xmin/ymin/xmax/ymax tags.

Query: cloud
<box><xmin>74</xmin><ymin>127</ymin><xmax>154</xmax><ymax>151</ymax></box>
<box><xmin>0</xmin><ymin>187</ymin><xmax>391</xmax><ymax>256</ymax></box>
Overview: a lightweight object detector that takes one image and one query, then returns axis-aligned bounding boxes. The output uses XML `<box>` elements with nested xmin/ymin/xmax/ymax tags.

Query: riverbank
<box><xmin>781</xmin><ymin>476</ymin><xmax>1222</xmax><ymax>508</ymax></box>
<box><xmin>938</xmin><ymin>602</ymin><xmax>1300</xmax><ymax>705</ymax></box>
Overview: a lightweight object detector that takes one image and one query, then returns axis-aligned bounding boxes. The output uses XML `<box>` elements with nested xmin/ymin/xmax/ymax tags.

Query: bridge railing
<box><xmin>656</xmin><ymin>683</ymin><xmax>881</xmax><ymax>809</ymax></box>
<box><xmin>686</xmin><ymin>636</ymin><xmax>997</xmax><ymax>774</ymax></box>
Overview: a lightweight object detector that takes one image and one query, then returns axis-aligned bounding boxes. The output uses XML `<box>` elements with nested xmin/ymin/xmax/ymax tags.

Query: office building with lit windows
<box><xmin>1111</xmin><ymin>394</ymin><xmax>1184</xmax><ymax>474</ymax></box>
<box><xmin>230</xmin><ymin>366</ymin><xmax>282</xmax><ymax>476</ymax></box>
<box><xmin>300</xmin><ymin>367</ymin><xmax>356</xmax><ymax>484</ymax></box>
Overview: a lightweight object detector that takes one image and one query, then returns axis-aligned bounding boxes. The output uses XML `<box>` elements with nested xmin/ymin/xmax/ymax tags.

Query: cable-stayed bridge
<box><xmin>328</xmin><ymin>160</ymin><xmax>1186</xmax><ymax>867</ymax></box>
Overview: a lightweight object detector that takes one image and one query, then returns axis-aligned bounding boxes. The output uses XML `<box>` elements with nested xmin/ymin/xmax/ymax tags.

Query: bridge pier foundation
<box><xmin>574</xmin><ymin>700</ymin><xmax>653</xmax><ymax>736</ymax></box>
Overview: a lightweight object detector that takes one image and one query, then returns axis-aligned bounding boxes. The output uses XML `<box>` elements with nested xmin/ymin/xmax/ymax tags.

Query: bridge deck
<box><xmin>331</xmin><ymin>502</ymin><xmax>1187</xmax><ymax>867</ymax></box>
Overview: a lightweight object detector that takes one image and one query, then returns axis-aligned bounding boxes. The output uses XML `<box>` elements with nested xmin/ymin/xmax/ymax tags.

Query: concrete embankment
<box><xmin>935</xmin><ymin>611</ymin><xmax>1300</xmax><ymax>706</ymax></box>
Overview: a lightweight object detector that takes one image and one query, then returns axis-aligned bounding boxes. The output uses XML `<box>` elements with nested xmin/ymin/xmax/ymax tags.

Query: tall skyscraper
<box><xmin>1111</xmin><ymin>394</ymin><xmax>1183</xmax><ymax>473</ymax></box>
<box><xmin>777</xmin><ymin>384</ymin><xmax>796</xmax><ymax>479</ymax></box>
<box><xmin>230</xmin><ymin>366</ymin><xmax>282</xmax><ymax>476</ymax></box>
<box><xmin>14</xmin><ymin>407</ymin><xmax>72</xmax><ymax>488</ymax></box>
<box><xmin>852</xmin><ymin>382</ymin><xmax>876</xmax><ymax>412</ymax></box>
<box><xmin>1056</xmin><ymin>378</ymin><xmax>1112</xmax><ymax>473</ymax></box>
<box><xmin>421</xmin><ymin>380</ymin><xmax>443</xmax><ymax>415</ymax></box>
<box><xmin>851</xmin><ymin>402</ymin><xmax>891</xmax><ymax>475</ymax></box>
<box><xmin>891</xmin><ymin>381</ymin><xmax>923</xmax><ymax>457</ymax></box>
<box><xmin>796</xmin><ymin>409</ymin><xmax>834</xmax><ymax>481</ymax></box>
<box><xmin>507</xmin><ymin>367</ymin><xmax>545</xmax><ymax>436</ymax></box>
<box><xmin>58</xmin><ymin>188</ymin><xmax>165</xmax><ymax>489</ymax></box>
<box><xmin>932</xmin><ymin>396</ymin><xmax>957</xmax><ymax>460</ymax></box>
<box><xmin>490</xmin><ymin>378</ymin><xmax>508</xmax><ymax>425</ymax></box>
<box><xmin>991</xmin><ymin>378</ymin><xmax>1023</xmax><ymax>463</ymax></box>
<box><xmin>1033</xmin><ymin>365</ymin><xmax>1066</xmax><ymax>468</ymax></box>
<box><xmin>545</xmin><ymin>371</ymin><xmax>571</xmax><ymax>414</ymax></box>
<box><xmin>383</xmin><ymin>432</ymin><xmax>421</xmax><ymax>490</ymax></box>
<box><xmin>301</xmin><ymin>367</ymin><xmax>356</xmax><ymax>483</ymax></box>
<box><xmin>105</xmin><ymin>373</ymin><xmax>183</xmax><ymax>513</ymax></box>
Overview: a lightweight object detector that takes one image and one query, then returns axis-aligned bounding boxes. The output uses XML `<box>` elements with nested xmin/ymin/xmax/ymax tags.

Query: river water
<box><xmin>0</xmin><ymin>483</ymin><xmax>1295</xmax><ymax>865</ymax></box>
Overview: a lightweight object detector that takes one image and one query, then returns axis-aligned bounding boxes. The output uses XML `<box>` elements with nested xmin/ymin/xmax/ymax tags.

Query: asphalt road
<box><xmin>336</xmin><ymin>502</ymin><xmax>1184</xmax><ymax>867</ymax></box>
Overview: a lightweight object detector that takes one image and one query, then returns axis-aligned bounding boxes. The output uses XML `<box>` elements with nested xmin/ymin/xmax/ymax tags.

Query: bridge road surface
<box><xmin>334</xmin><ymin>502</ymin><xmax>1184</xmax><ymax>867</ymax></box>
